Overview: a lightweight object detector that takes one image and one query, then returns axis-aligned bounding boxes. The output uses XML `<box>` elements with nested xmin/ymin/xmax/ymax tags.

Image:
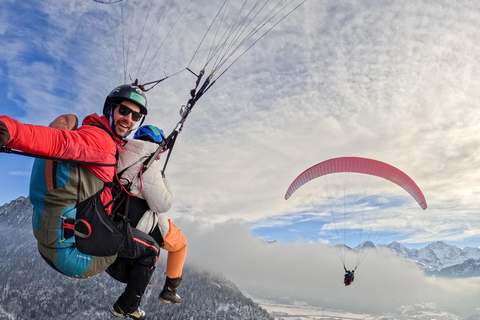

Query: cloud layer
<box><xmin>181</xmin><ymin>218</ymin><xmax>480</xmax><ymax>317</ymax></box>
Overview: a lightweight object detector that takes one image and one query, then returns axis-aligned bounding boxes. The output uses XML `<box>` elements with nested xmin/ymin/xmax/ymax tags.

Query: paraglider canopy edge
<box><xmin>284</xmin><ymin>156</ymin><xmax>428</xmax><ymax>210</ymax></box>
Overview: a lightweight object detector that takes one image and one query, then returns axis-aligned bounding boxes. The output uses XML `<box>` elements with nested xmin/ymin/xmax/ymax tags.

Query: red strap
<box><xmin>62</xmin><ymin>222</ymin><xmax>75</xmax><ymax>230</ymax></box>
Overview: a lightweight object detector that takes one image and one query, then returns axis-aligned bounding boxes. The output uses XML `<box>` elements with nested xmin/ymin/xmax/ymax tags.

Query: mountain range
<box><xmin>353</xmin><ymin>239</ymin><xmax>480</xmax><ymax>275</ymax></box>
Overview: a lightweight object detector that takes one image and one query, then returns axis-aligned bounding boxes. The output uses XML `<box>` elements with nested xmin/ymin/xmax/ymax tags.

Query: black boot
<box><xmin>158</xmin><ymin>276</ymin><xmax>182</xmax><ymax>305</ymax></box>
<box><xmin>111</xmin><ymin>287</ymin><xmax>146</xmax><ymax>320</ymax></box>
<box><xmin>110</xmin><ymin>302</ymin><xmax>146</xmax><ymax>320</ymax></box>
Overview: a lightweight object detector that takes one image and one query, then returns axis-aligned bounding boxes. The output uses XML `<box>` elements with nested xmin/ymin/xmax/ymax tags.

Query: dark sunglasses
<box><xmin>117</xmin><ymin>104</ymin><xmax>143</xmax><ymax>122</ymax></box>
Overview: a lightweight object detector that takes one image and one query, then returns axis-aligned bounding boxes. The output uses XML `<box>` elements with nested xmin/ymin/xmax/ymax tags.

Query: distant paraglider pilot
<box><xmin>344</xmin><ymin>267</ymin><xmax>355</xmax><ymax>286</ymax></box>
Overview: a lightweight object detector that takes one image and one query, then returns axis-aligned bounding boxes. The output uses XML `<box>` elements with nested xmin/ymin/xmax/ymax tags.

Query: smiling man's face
<box><xmin>112</xmin><ymin>100</ymin><xmax>141</xmax><ymax>137</ymax></box>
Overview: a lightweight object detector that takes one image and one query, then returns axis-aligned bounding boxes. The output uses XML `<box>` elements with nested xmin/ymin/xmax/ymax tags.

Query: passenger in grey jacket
<box><xmin>117</xmin><ymin>125</ymin><xmax>186</xmax><ymax>305</ymax></box>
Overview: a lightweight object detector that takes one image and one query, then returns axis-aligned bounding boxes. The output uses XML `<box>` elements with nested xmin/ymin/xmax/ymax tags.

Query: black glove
<box><xmin>0</xmin><ymin>121</ymin><xmax>10</xmax><ymax>147</ymax></box>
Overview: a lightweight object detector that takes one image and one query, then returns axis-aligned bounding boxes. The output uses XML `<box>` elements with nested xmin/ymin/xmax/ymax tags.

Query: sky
<box><xmin>2</xmin><ymin>0</ymin><xmax>480</xmax><ymax>316</ymax></box>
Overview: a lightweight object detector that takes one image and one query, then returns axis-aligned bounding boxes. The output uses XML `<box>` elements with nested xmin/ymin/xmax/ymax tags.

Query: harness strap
<box><xmin>62</xmin><ymin>218</ymin><xmax>92</xmax><ymax>240</ymax></box>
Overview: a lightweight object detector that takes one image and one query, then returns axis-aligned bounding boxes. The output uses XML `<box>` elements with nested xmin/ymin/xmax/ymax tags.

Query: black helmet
<box><xmin>103</xmin><ymin>83</ymin><xmax>148</xmax><ymax>116</ymax></box>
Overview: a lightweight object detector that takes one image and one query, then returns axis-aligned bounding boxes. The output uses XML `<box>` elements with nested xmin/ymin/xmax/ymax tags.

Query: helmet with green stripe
<box><xmin>103</xmin><ymin>83</ymin><xmax>148</xmax><ymax>116</ymax></box>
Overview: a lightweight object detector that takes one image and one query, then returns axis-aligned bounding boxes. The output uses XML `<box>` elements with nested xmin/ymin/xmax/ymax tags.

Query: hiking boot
<box><xmin>158</xmin><ymin>276</ymin><xmax>182</xmax><ymax>305</ymax></box>
<box><xmin>110</xmin><ymin>302</ymin><xmax>147</xmax><ymax>320</ymax></box>
<box><xmin>159</xmin><ymin>287</ymin><xmax>182</xmax><ymax>305</ymax></box>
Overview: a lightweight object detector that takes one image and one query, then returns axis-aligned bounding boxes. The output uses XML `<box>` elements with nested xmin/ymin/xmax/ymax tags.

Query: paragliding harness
<box><xmin>1</xmin><ymin>116</ymin><xmax>172</xmax><ymax>278</ymax></box>
<box><xmin>10</xmin><ymin>119</ymin><xmax>137</xmax><ymax>278</ymax></box>
<box><xmin>0</xmin><ymin>121</ymin><xmax>151</xmax><ymax>261</ymax></box>
<box><xmin>31</xmin><ymin>122</ymin><xmax>138</xmax><ymax>260</ymax></box>
<box><xmin>343</xmin><ymin>266</ymin><xmax>356</xmax><ymax>286</ymax></box>
<box><xmin>70</xmin><ymin>123</ymin><xmax>137</xmax><ymax>258</ymax></box>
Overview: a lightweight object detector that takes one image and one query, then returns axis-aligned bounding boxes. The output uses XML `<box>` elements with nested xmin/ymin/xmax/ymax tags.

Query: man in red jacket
<box><xmin>0</xmin><ymin>83</ymin><xmax>159</xmax><ymax>320</ymax></box>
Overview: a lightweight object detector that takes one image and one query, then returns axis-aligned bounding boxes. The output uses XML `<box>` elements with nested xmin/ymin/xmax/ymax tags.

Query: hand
<box><xmin>0</xmin><ymin>121</ymin><xmax>10</xmax><ymax>147</ymax></box>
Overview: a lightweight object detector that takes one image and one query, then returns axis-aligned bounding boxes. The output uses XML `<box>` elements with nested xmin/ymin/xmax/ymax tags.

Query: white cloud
<box><xmin>8</xmin><ymin>171</ymin><xmax>30</xmax><ymax>176</ymax></box>
<box><xmin>181</xmin><ymin>218</ymin><xmax>480</xmax><ymax>317</ymax></box>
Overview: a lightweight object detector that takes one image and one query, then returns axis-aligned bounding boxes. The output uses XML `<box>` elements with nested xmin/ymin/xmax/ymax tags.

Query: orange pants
<box><xmin>162</xmin><ymin>220</ymin><xmax>187</xmax><ymax>279</ymax></box>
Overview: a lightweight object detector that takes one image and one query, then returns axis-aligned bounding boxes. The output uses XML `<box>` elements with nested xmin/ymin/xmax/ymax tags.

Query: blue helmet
<box><xmin>133</xmin><ymin>125</ymin><xmax>166</xmax><ymax>143</ymax></box>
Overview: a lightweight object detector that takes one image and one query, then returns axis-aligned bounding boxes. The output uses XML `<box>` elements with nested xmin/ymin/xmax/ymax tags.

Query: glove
<box><xmin>0</xmin><ymin>121</ymin><xmax>10</xmax><ymax>147</ymax></box>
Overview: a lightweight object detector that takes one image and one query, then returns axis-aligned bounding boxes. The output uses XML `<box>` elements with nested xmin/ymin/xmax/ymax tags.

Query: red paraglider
<box><xmin>284</xmin><ymin>157</ymin><xmax>428</xmax><ymax>283</ymax></box>
<box><xmin>285</xmin><ymin>157</ymin><xmax>427</xmax><ymax>210</ymax></box>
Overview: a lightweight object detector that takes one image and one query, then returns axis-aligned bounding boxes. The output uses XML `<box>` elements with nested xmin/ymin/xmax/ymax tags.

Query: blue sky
<box><xmin>2</xmin><ymin>0</ymin><xmax>480</xmax><ymax>251</ymax></box>
<box><xmin>3</xmin><ymin>0</ymin><xmax>480</xmax><ymax>316</ymax></box>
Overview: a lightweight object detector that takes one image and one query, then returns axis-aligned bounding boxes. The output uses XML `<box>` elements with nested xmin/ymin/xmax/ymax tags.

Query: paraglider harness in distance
<box><xmin>343</xmin><ymin>266</ymin><xmax>356</xmax><ymax>286</ymax></box>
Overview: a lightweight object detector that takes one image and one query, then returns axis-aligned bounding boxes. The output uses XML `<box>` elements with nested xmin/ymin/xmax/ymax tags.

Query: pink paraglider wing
<box><xmin>285</xmin><ymin>157</ymin><xmax>427</xmax><ymax>210</ymax></box>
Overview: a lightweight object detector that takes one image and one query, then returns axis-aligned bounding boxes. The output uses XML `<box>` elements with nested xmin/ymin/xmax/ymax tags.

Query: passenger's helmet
<box><xmin>133</xmin><ymin>125</ymin><xmax>166</xmax><ymax>143</ymax></box>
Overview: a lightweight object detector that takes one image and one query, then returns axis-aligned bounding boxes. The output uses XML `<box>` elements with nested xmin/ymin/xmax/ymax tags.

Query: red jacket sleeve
<box><xmin>0</xmin><ymin>115</ymin><xmax>115</xmax><ymax>163</ymax></box>
<box><xmin>0</xmin><ymin>115</ymin><xmax>120</xmax><ymax>183</ymax></box>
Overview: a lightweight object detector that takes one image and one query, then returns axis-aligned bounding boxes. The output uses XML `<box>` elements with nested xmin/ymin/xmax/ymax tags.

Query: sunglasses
<box><xmin>117</xmin><ymin>104</ymin><xmax>143</xmax><ymax>122</ymax></box>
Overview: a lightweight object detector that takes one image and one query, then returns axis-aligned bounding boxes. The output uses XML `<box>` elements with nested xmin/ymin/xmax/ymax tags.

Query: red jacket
<box><xmin>0</xmin><ymin>113</ymin><xmax>123</xmax><ymax>213</ymax></box>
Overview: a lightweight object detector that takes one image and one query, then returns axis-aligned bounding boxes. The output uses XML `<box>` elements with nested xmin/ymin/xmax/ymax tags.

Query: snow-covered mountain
<box><xmin>353</xmin><ymin>239</ymin><xmax>480</xmax><ymax>276</ymax></box>
<box><xmin>403</xmin><ymin>241</ymin><xmax>479</xmax><ymax>269</ymax></box>
<box><xmin>383</xmin><ymin>240</ymin><xmax>480</xmax><ymax>271</ymax></box>
<box><xmin>0</xmin><ymin>196</ymin><xmax>32</xmax><ymax>226</ymax></box>
<box><xmin>430</xmin><ymin>258</ymin><xmax>480</xmax><ymax>278</ymax></box>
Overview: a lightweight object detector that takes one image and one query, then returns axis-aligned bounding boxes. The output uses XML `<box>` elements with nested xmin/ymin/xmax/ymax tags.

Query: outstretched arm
<box><xmin>0</xmin><ymin>115</ymin><xmax>114</xmax><ymax>163</ymax></box>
